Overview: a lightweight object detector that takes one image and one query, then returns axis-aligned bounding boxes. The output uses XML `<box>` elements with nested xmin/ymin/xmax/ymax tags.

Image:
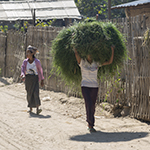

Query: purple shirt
<box><xmin>21</xmin><ymin>58</ymin><xmax>44</xmax><ymax>81</ymax></box>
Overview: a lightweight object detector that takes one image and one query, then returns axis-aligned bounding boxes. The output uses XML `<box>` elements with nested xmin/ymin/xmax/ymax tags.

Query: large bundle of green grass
<box><xmin>51</xmin><ymin>26</ymin><xmax>82</xmax><ymax>85</ymax></box>
<box><xmin>51</xmin><ymin>21</ymin><xmax>127</xmax><ymax>85</ymax></box>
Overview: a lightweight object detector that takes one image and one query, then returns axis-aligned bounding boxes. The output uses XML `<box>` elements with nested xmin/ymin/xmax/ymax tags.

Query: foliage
<box><xmin>36</xmin><ymin>19</ymin><xmax>56</xmax><ymax>27</ymax></box>
<box><xmin>75</xmin><ymin>0</ymin><xmax>136</xmax><ymax>18</ymax></box>
<box><xmin>14</xmin><ymin>22</ymin><xmax>20</xmax><ymax>30</ymax></box>
<box><xmin>51</xmin><ymin>25</ymin><xmax>82</xmax><ymax>86</ymax></box>
<box><xmin>51</xmin><ymin>20</ymin><xmax>127</xmax><ymax>86</ymax></box>
<box><xmin>142</xmin><ymin>28</ymin><xmax>150</xmax><ymax>47</ymax></box>
<box><xmin>104</xmin><ymin>71</ymin><xmax>125</xmax><ymax>104</ymax></box>
<box><xmin>13</xmin><ymin>21</ymin><xmax>28</xmax><ymax>32</ymax></box>
<box><xmin>0</xmin><ymin>25</ymin><xmax>8</xmax><ymax>33</ymax></box>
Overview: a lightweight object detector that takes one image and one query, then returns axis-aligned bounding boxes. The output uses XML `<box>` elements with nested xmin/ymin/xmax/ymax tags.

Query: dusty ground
<box><xmin>0</xmin><ymin>77</ymin><xmax>150</xmax><ymax>150</ymax></box>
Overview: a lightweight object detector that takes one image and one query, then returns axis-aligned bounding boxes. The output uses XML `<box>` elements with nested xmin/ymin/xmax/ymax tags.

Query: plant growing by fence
<box><xmin>0</xmin><ymin>25</ymin><xmax>8</xmax><ymax>33</ymax></box>
<box><xmin>104</xmin><ymin>71</ymin><xmax>125</xmax><ymax>105</ymax></box>
<box><xmin>36</xmin><ymin>19</ymin><xmax>56</xmax><ymax>27</ymax></box>
<box><xmin>142</xmin><ymin>28</ymin><xmax>150</xmax><ymax>47</ymax></box>
<box><xmin>13</xmin><ymin>21</ymin><xmax>28</xmax><ymax>32</ymax></box>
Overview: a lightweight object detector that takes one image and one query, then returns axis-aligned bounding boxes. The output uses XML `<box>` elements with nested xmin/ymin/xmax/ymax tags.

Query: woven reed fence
<box><xmin>0</xmin><ymin>15</ymin><xmax>150</xmax><ymax>120</ymax></box>
<box><xmin>99</xmin><ymin>15</ymin><xmax>150</xmax><ymax>120</ymax></box>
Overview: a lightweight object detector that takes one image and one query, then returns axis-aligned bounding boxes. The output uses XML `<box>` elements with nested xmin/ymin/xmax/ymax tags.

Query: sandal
<box><xmin>27</xmin><ymin>110</ymin><xmax>32</xmax><ymax>113</ymax></box>
<box><xmin>27</xmin><ymin>108</ymin><xmax>32</xmax><ymax>113</ymax></box>
<box><xmin>36</xmin><ymin>109</ymin><xmax>42</xmax><ymax>115</ymax></box>
<box><xmin>88</xmin><ymin>127</ymin><xmax>97</xmax><ymax>133</ymax></box>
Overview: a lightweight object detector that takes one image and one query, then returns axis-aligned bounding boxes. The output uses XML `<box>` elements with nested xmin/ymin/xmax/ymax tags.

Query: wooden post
<box><xmin>4</xmin><ymin>33</ymin><xmax>7</xmax><ymax>77</ymax></box>
<box><xmin>108</xmin><ymin>0</ymin><xmax>111</xmax><ymax>20</ymax></box>
<box><xmin>32</xmin><ymin>9</ymin><xmax>36</xmax><ymax>26</ymax></box>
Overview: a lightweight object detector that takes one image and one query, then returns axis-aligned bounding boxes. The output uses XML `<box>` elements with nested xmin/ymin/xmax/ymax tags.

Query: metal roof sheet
<box><xmin>111</xmin><ymin>0</ymin><xmax>150</xmax><ymax>9</ymax></box>
<box><xmin>0</xmin><ymin>0</ymin><xmax>81</xmax><ymax>21</ymax></box>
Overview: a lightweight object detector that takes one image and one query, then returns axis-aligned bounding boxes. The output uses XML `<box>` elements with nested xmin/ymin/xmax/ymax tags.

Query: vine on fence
<box><xmin>142</xmin><ymin>28</ymin><xmax>150</xmax><ymax>47</ymax></box>
<box><xmin>104</xmin><ymin>71</ymin><xmax>125</xmax><ymax>105</ymax></box>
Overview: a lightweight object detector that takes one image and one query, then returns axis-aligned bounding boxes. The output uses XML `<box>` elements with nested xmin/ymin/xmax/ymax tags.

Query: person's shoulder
<box><xmin>23</xmin><ymin>58</ymin><xmax>28</xmax><ymax>63</ymax></box>
<box><xmin>34</xmin><ymin>58</ymin><xmax>40</xmax><ymax>62</ymax></box>
<box><xmin>34</xmin><ymin>58</ymin><xmax>41</xmax><ymax>66</ymax></box>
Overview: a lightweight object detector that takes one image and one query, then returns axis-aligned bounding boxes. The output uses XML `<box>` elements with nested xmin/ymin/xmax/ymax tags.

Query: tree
<box><xmin>76</xmin><ymin>0</ymin><xmax>136</xmax><ymax>19</ymax></box>
<box><xmin>76</xmin><ymin>0</ymin><xmax>106</xmax><ymax>18</ymax></box>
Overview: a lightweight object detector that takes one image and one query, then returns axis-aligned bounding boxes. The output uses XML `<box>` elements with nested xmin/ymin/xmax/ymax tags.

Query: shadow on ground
<box><xmin>70</xmin><ymin>131</ymin><xmax>149</xmax><ymax>143</ymax></box>
<box><xmin>29</xmin><ymin>112</ymin><xmax>51</xmax><ymax>119</ymax></box>
<box><xmin>0</xmin><ymin>77</ymin><xmax>10</xmax><ymax>85</ymax></box>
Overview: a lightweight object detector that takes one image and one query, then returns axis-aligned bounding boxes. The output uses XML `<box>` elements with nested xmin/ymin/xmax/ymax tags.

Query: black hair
<box><xmin>27</xmin><ymin>49</ymin><xmax>35</xmax><ymax>58</ymax></box>
<box><xmin>30</xmin><ymin>51</ymin><xmax>35</xmax><ymax>58</ymax></box>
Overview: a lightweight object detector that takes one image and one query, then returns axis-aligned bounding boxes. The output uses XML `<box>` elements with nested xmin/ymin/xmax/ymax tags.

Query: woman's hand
<box><xmin>20</xmin><ymin>75</ymin><xmax>25</xmax><ymax>81</ymax></box>
<box><xmin>41</xmin><ymin>80</ymin><xmax>44</xmax><ymax>87</ymax></box>
<box><xmin>111</xmin><ymin>45</ymin><xmax>115</xmax><ymax>50</ymax></box>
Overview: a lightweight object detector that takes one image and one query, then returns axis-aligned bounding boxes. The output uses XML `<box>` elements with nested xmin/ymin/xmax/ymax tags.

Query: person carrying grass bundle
<box><xmin>21</xmin><ymin>45</ymin><xmax>44</xmax><ymax>115</ymax></box>
<box><xmin>74</xmin><ymin>46</ymin><xmax>115</xmax><ymax>132</ymax></box>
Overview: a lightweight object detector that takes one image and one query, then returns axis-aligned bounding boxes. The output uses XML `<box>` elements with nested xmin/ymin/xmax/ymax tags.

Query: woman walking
<box><xmin>21</xmin><ymin>45</ymin><xmax>44</xmax><ymax>115</ymax></box>
<box><xmin>74</xmin><ymin>46</ymin><xmax>114</xmax><ymax>132</ymax></box>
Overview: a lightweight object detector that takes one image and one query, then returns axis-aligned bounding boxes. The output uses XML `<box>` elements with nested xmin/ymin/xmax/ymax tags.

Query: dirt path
<box><xmin>0</xmin><ymin>78</ymin><xmax>150</xmax><ymax>150</ymax></box>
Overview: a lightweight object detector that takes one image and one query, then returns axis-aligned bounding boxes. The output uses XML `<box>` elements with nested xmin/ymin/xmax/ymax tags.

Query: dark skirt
<box><xmin>25</xmin><ymin>74</ymin><xmax>41</xmax><ymax>108</ymax></box>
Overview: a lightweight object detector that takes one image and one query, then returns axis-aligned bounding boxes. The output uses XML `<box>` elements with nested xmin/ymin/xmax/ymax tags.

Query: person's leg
<box><xmin>30</xmin><ymin>107</ymin><xmax>32</xmax><ymax>112</ymax></box>
<box><xmin>82</xmin><ymin>87</ymin><xmax>94</xmax><ymax>128</ymax></box>
<box><xmin>89</xmin><ymin>88</ymin><xmax>99</xmax><ymax>128</ymax></box>
<box><xmin>25</xmin><ymin>75</ymin><xmax>34</xmax><ymax>111</ymax></box>
<box><xmin>33</xmin><ymin>76</ymin><xmax>42</xmax><ymax>115</ymax></box>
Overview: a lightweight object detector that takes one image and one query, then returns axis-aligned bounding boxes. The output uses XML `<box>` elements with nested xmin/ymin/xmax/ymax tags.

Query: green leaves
<box><xmin>36</xmin><ymin>19</ymin><xmax>56</xmax><ymax>27</ymax></box>
<box><xmin>0</xmin><ymin>25</ymin><xmax>8</xmax><ymax>33</ymax></box>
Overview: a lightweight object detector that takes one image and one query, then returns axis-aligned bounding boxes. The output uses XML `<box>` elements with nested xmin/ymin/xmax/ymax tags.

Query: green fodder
<box><xmin>98</xmin><ymin>22</ymin><xmax>127</xmax><ymax>78</ymax></box>
<box><xmin>72</xmin><ymin>21</ymin><xmax>106</xmax><ymax>61</ymax></box>
<box><xmin>51</xmin><ymin>26</ymin><xmax>81</xmax><ymax>85</ymax></box>
<box><xmin>51</xmin><ymin>21</ymin><xmax>127</xmax><ymax>85</ymax></box>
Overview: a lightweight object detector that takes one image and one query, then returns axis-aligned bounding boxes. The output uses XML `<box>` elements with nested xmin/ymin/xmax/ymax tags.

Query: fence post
<box><xmin>143</xmin><ymin>15</ymin><xmax>146</xmax><ymax>31</ymax></box>
<box><xmin>4</xmin><ymin>33</ymin><xmax>7</xmax><ymax>77</ymax></box>
<box><xmin>24</xmin><ymin>32</ymin><xmax>27</xmax><ymax>58</ymax></box>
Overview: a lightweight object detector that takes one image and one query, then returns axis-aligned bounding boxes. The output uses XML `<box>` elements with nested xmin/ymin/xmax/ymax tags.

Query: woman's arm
<box><xmin>74</xmin><ymin>48</ymin><xmax>81</xmax><ymax>64</ymax></box>
<box><xmin>36</xmin><ymin>59</ymin><xmax>44</xmax><ymax>81</ymax></box>
<box><xmin>20</xmin><ymin>60</ymin><xmax>26</xmax><ymax>78</ymax></box>
<box><xmin>102</xmin><ymin>45</ymin><xmax>115</xmax><ymax>66</ymax></box>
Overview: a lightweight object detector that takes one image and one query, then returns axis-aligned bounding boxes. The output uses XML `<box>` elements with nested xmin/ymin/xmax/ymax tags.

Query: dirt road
<box><xmin>0</xmin><ymin>77</ymin><xmax>150</xmax><ymax>150</ymax></box>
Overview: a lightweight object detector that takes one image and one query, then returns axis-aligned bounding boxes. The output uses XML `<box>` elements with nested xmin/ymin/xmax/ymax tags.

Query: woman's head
<box><xmin>87</xmin><ymin>55</ymin><xmax>92</xmax><ymax>62</ymax></box>
<box><xmin>26</xmin><ymin>45</ymin><xmax>37</xmax><ymax>59</ymax></box>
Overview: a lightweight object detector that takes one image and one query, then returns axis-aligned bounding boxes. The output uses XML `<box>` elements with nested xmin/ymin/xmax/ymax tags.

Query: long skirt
<box><xmin>25</xmin><ymin>74</ymin><xmax>41</xmax><ymax>108</ymax></box>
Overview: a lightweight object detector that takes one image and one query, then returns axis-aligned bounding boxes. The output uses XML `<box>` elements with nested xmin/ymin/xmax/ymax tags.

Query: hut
<box><xmin>0</xmin><ymin>0</ymin><xmax>82</xmax><ymax>29</ymax></box>
<box><xmin>111</xmin><ymin>0</ymin><xmax>150</xmax><ymax>27</ymax></box>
